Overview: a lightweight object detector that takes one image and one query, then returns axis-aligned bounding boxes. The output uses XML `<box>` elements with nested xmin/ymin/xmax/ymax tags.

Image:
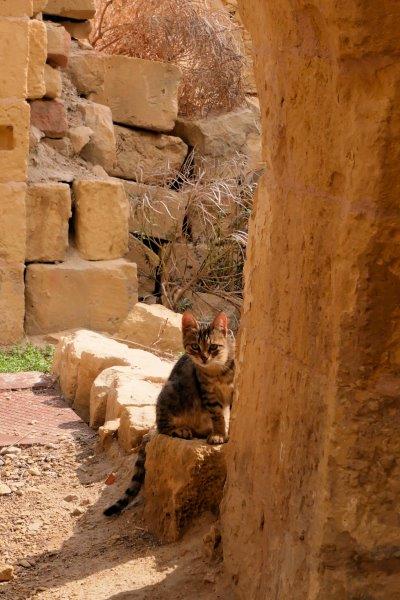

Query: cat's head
<box><xmin>182</xmin><ymin>311</ymin><xmax>231</xmax><ymax>370</ymax></box>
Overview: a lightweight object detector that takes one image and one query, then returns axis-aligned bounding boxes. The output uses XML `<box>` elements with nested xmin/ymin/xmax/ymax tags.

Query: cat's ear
<box><xmin>212</xmin><ymin>312</ymin><xmax>228</xmax><ymax>335</ymax></box>
<box><xmin>182</xmin><ymin>311</ymin><xmax>199</xmax><ymax>331</ymax></box>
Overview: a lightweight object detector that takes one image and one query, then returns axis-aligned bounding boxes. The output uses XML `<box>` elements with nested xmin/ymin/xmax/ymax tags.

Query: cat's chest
<box><xmin>204</xmin><ymin>378</ymin><xmax>233</xmax><ymax>406</ymax></box>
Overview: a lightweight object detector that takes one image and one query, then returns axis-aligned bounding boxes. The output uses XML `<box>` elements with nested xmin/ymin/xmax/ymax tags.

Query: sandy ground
<box><xmin>0</xmin><ymin>432</ymin><xmax>229</xmax><ymax>600</ymax></box>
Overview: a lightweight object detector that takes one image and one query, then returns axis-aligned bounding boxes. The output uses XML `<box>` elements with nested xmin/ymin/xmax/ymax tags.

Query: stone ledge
<box><xmin>143</xmin><ymin>434</ymin><xmax>226</xmax><ymax>542</ymax></box>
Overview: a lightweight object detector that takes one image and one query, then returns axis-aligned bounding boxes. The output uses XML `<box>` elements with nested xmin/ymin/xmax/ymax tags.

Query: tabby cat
<box><xmin>104</xmin><ymin>311</ymin><xmax>235</xmax><ymax>516</ymax></box>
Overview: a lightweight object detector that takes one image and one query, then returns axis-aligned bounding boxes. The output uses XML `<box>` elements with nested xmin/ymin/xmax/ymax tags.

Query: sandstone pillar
<box><xmin>221</xmin><ymin>1</ymin><xmax>400</xmax><ymax>598</ymax></box>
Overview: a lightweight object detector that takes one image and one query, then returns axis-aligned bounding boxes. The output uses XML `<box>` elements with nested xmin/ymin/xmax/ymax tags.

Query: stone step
<box><xmin>25</xmin><ymin>252</ymin><xmax>138</xmax><ymax>337</ymax></box>
<box><xmin>143</xmin><ymin>434</ymin><xmax>226</xmax><ymax>542</ymax></box>
<box><xmin>53</xmin><ymin>330</ymin><xmax>172</xmax><ymax>422</ymax></box>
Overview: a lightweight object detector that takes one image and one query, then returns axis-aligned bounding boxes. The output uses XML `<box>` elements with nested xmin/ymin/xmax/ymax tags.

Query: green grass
<box><xmin>0</xmin><ymin>344</ymin><xmax>55</xmax><ymax>373</ymax></box>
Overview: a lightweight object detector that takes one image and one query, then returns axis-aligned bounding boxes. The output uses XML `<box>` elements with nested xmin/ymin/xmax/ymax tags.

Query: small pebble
<box><xmin>0</xmin><ymin>483</ymin><xmax>12</xmax><ymax>495</ymax></box>
<box><xmin>0</xmin><ymin>446</ymin><xmax>21</xmax><ymax>456</ymax></box>
<box><xmin>18</xmin><ymin>559</ymin><xmax>31</xmax><ymax>569</ymax></box>
<box><xmin>64</xmin><ymin>494</ymin><xmax>78</xmax><ymax>503</ymax></box>
<box><xmin>28</xmin><ymin>467</ymin><xmax>41</xmax><ymax>476</ymax></box>
<box><xmin>71</xmin><ymin>507</ymin><xmax>84</xmax><ymax>516</ymax></box>
<box><xmin>0</xmin><ymin>564</ymin><xmax>14</xmax><ymax>581</ymax></box>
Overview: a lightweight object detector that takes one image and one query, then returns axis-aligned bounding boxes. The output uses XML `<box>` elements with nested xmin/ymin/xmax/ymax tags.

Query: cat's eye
<box><xmin>191</xmin><ymin>343</ymin><xmax>200</xmax><ymax>351</ymax></box>
<box><xmin>209</xmin><ymin>344</ymin><xmax>219</xmax><ymax>352</ymax></box>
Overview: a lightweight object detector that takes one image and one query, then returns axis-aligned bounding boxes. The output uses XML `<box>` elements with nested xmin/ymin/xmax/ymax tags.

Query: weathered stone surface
<box><xmin>73</xmin><ymin>179</ymin><xmax>129</xmax><ymax>261</ymax></box>
<box><xmin>27</xmin><ymin>19</ymin><xmax>47</xmax><ymax>100</ymax></box>
<box><xmin>117</xmin><ymin>303</ymin><xmax>182</xmax><ymax>355</ymax></box>
<box><xmin>25</xmin><ymin>255</ymin><xmax>138</xmax><ymax>337</ymax></box>
<box><xmin>93</xmin><ymin>54</ymin><xmax>180</xmax><ymax>131</ymax></box>
<box><xmin>44</xmin><ymin>0</ymin><xmax>95</xmax><ymax>19</ymax></box>
<box><xmin>68</xmin><ymin>126</ymin><xmax>93</xmax><ymax>154</ymax></box>
<box><xmin>62</xmin><ymin>20</ymin><xmax>92</xmax><ymax>41</ymax></box>
<box><xmin>42</xmin><ymin>136</ymin><xmax>73</xmax><ymax>158</ymax></box>
<box><xmin>125</xmin><ymin>236</ymin><xmax>159</xmax><ymax>298</ymax></box>
<box><xmin>30</xmin><ymin>99</ymin><xmax>67</xmax><ymax>139</ymax></box>
<box><xmin>46</xmin><ymin>22</ymin><xmax>71</xmax><ymax>69</ymax></box>
<box><xmin>66</xmin><ymin>46</ymin><xmax>104</xmax><ymax>96</ymax></box>
<box><xmin>33</xmin><ymin>0</ymin><xmax>48</xmax><ymax>12</ymax></box>
<box><xmin>173</xmin><ymin>108</ymin><xmax>262</xmax><ymax>175</ymax></box>
<box><xmin>0</xmin><ymin>18</ymin><xmax>29</xmax><ymax>99</ymax></box>
<box><xmin>0</xmin><ymin>99</ymin><xmax>30</xmax><ymax>183</ymax></box>
<box><xmin>90</xmin><ymin>364</ymin><xmax>162</xmax><ymax>447</ymax></box>
<box><xmin>0</xmin><ymin>183</ymin><xmax>26</xmax><ymax>262</ymax></box>
<box><xmin>53</xmin><ymin>330</ymin><xmax>171</xmax><ymax>421</ymax></box>
<box><xmin>68</xmin><ymin>49</ymin><xmax>181</xmax><ymax>131</ymax></box>
<box><xmin>26</xmin><ymin>182</ymin><xmax>71</xmax><ymax>262</ymax></box>
<box><xmin>0</xmin><ymin>262</ymin><xmax>24</xmax><ymax>346</ymax></box>
<box><xmin>29</xmin><ymin>125</ymin><xmax>44</xmax><ymax>152</ymax></box>
<box><xmin>220</xmin><ymin>2</ymin><xmax>400</xmax><ymax>599</ymax></box>
<box><xmin>44</xmin><ymin>64</ymin><xmax>62</xmax><ymax>99</ymax></box>
<box><xmin>123</xmin><ymin>181</ymin><xmax>187</xmax><ymax>241</ymax></box>
<box><xmin>111</xmin><ymin>126</ymin><xmax>187</xmax><ymax>185</ymax></box>
<box><xmin>98</xmin><ymin>418</ymin><xmax>119</xmax><ymax>449</ymax></box>
<box><xmin>144</xmin><ymin>435</ymin><xmax>226</xmax><ymax>542</ymax></box>
<box><xmin>79</xmin><ymin>102</ymin><xmax>116</xmax><ymax>172</ymax></box>
<box><xmin>187</xmin><ymin>192</ymin><xmax>242</xmax><ymax>243</ymax></box>
<box><xmin>0</xmin><ymin>0</ymin><xmax>32</xmax><ymax>18</ymax></box>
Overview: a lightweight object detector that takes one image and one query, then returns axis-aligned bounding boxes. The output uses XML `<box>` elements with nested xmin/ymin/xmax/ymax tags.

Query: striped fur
<box><xmin>103</xmin><ymin>432</ymin><xmax>152</xmax><ymax>516</ymax></box>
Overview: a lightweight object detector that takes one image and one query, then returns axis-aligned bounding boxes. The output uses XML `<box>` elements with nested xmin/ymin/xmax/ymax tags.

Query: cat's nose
<box><xmin>201</xmin><ymin>355</ymin><xmax>208</xmax><ymax>364</ymax></box>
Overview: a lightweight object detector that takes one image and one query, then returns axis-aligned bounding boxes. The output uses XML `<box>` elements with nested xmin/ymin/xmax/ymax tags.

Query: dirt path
<box><xmin>0</xmin><ymin>387</ymin><xmax>228</xmax><ymax>600</ymax></box>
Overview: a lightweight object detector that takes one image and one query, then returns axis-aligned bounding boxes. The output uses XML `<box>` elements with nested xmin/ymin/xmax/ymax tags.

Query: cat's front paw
<box><xmin>171</xmin><ymin>427</ymin><xmax>193</xmax><ymax>440</ymax></box>
<box><xmin>207</xmin><ymin>433</ymin><xmax>228</xmax><ymax>445</ymax></box>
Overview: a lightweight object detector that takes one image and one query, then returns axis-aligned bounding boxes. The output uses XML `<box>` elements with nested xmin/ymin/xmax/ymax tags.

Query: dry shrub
<box><xmin>131</xmin><ymin>152</ymin><xmax>260</xmax><ymax>328</ymax></box>
<box><xmin>91</xmin><ymin>0</ymin><xmax>245</xmax><ymax>117</ymax></box>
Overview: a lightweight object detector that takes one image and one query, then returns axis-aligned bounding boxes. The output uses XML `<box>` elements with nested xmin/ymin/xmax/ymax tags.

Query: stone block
<box><xmin>27</xmin><ymin>19</ymin><xmax>47</xmax><ymax>100</ymax></box>
<box><xmin>68</xmin><ymin>49</ymin><xmax>181</xmax><ymax>131</ymax></box>
<box><xmin>118</xmin><ymin>402</ymin><xmax>156</xmax><ymax>451</ymax></box>
<box><xmin>143</xmin><ymin>435</ymin><xmax>226</xmax><ymax>541</ymax></box>
<box><xmin>0</xmin><ymin>183</ymin><xmax>26</xmax><ymax>263</ymax></box>
<box><xmin>26</xmin><ymin>182</ymin><xmax>71</xmax><ymax>262</ymax></box>
<box><xmin>173</xmin><ymin>108</ymin><xmax>262</xmax><ymax>176</ymax></box>
<box><xmin>0</xmin><ymin>0</ymin><xmax>32</xmax><ymax>17</ymax></box>
<box><xmin>30</xmin><ymin>99</ymin><xmax>67</xmax><ymax>139</ymax></box>
<box><xmin>0</xmin><ymin>262</ymin><xmax>25</xmax><ymax>346</ymax></box>
<box><xmin>93</xmin><ymin>55</ymin><xmax>181</xmax><ymax>131</ymax></box>
<box><xmin>111</xmin><ymin>125</ymin><xmax>187</xmax><ymax>185</ymax></box>
<box><xmin>53</xmin><ymin>329</ymin><xmax>172</xmax><ymax>421</ymax></box>
<box><xmin>79</xmin><ymin>102</ymin><xmax>116</xmax><ymax>172</ymax></box>
<box><xmin>62</xmin><ymin>20</ymin><xmax>92</xmax><ymax>41</ymax></box>
<box><xmin>25</xmin><ymin>255</ymin><xmax>138</xmax><ymax>337</ymax></box>
<box><xmin>46</xmin><ymin>22</ymin><xmax>71</xmax><ymax>69</ymax></box>
<box><xmin>33</xmin><ymin>0</ymin><xmax>48</xmax><ymax>12</ymax></box>
<box><xmin>125</xmin><ymin>236</ymin><xmax>159</xmax><ymax>298</ymax></box>
<box><xmin>123</xmin><ymin>181</ymin><xmax>187</xmax><ymax>241</ymax></box>
<box><xmin>44</xmin><ymin>64</ymin><xmax>62</xmax><ymax>99</ymax></box>
<box><xmin>67</xmin><ymin>47</ymin><xmax>104</xmax><ymax>96</ymax></box>
<box><xmin>98</xmin><ymin>418</ymin><xmax>119</xmax><ymax>449</ymax></box>
<box><xmin>0</xmin><ymin>18</ymin><xmax>29</xmax><ymax>99</ymax></box>
<box><xmin>44</xmin><ymin>0</ymin><xmax>94</xmax><ymax>19</ymax></box>
<box><xmin>90</xmin><ymin>364</ymin><xmax>161</xmax><ymax>447</ymax></box>
<box><xmin>0</xmin><ymin>99</ymin><xmax>30</xmax><ymax>183</ymax></box>
<box><xmin>68</xmin><ymin>126</ymin><xmax>93</xmax><ymax>154</ymax></box>
<box><xmin>73</xmin><ymin>179</ymin><xmax>129</xmax><ymax>260</ymax></box>
<box><xmin>117</xmin><ymin>303</ymin><xmax>182</xmax><ymax>355</ymax></box>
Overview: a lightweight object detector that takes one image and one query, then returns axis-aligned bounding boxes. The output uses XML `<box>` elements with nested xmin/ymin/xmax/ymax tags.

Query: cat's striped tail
<box><xmin>103</xmin><ymin>432</ymin><xmax>151</xmax><ymax>517</ymax></box>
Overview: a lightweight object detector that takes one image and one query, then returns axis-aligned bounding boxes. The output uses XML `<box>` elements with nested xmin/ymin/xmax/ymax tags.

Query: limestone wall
<box><xmin>0</xmin><ymin>0</ymin><xmax>261</xmax><ymax>346</ymax></box>
<box><xmin>221</xmin><ymin>1</ymin><xmax>400</xmax><ymax>598</ymax></box>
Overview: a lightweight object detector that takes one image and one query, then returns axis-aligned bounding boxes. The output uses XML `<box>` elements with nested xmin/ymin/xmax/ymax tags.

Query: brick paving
<box><xmin>0</xmin><ymin>375</ymin><xmax>92</xmax><ymax>447</ymax></box>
